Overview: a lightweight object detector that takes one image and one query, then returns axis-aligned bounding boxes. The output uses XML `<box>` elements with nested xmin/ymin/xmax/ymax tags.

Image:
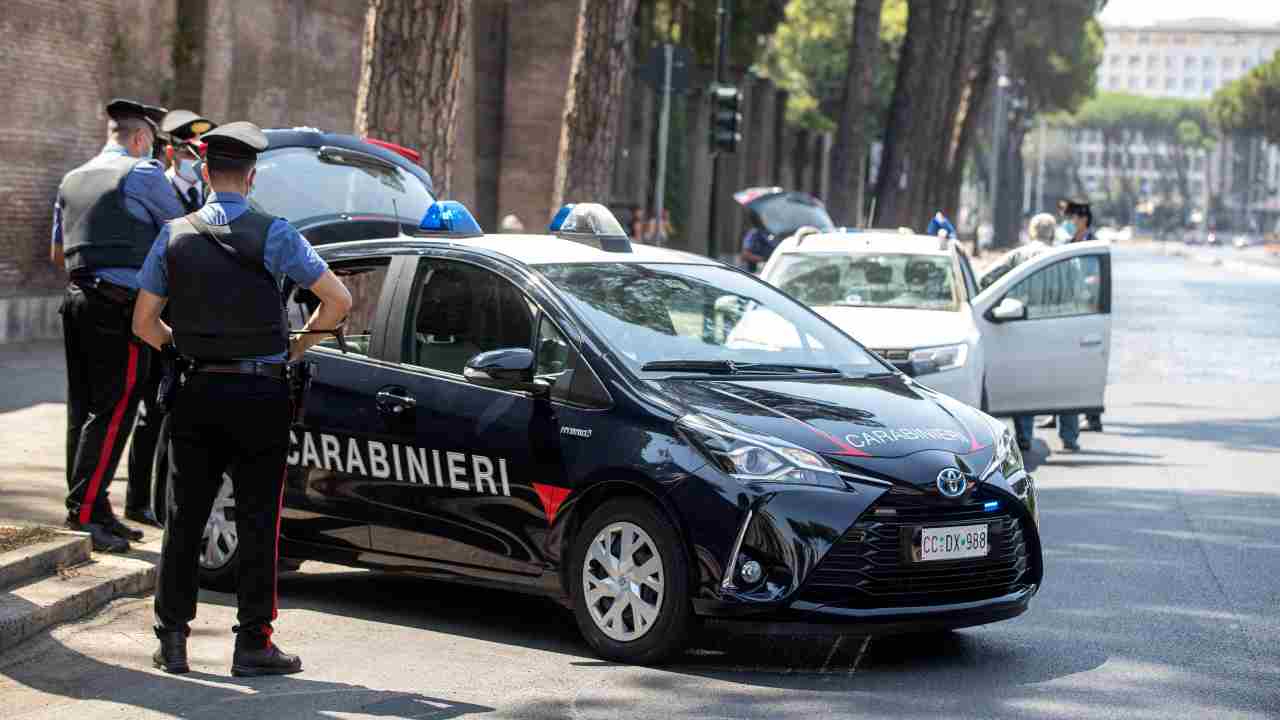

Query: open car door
<box><xmin>972</xmin><ymin>241</ymin><xmax>1112</xmax><ymax>416</ymax></box>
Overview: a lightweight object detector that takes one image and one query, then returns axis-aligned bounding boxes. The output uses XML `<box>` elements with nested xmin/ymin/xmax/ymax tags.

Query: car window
<box><xmin>404</xmin><ymin>260</ymin><xmax>534</xmax><ymax>374</ymax></box>
<box><xmin>251</xmin><ymin>146</ymin><xmax>434</xmax><ymax>228</ymax></box>
<box><xmin>533</xmin><ymin>314</ymin><xmax>610</xmax><ymax>408</ymax></box>
<box><xmin>1005</xmin><ymin>255</ymin><xmax>1103</xmax><ymax>319</ymax></box>
<box><xmin>288</xmin><ymin>259</ymin><xmax>391</xmax><ymax>357</ymax></box>
<box><xmin>769</xmin><ymin>252</ymin><xmax>962</xmax><ymax>311</ymax></box>
<box><xmin>537</xmin><ymin>262</ymin><xmax>881</xmax><ymax>376</ymax></box>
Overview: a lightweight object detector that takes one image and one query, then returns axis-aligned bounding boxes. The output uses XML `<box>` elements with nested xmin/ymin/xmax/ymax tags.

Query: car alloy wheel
<box><xmin>200</xmin><ymin>476</ymin><xmax>237</xmax><ymax>571</ymax></box>
<box><xmin>582</xmin><ymin>521</ymin><xmax>665</xmax><ymax>642</ymax></box>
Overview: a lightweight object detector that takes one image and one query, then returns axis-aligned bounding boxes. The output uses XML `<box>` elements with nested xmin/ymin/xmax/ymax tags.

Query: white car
<box><xmin>759</xmin><ymin>231</ymin><xmax>1112</xmax><ymax>419</ymax></box>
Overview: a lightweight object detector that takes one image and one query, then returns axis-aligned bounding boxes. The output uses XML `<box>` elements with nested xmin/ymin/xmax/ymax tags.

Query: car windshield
<box><xmin>769</xmin><ymin>252</ymin><xmax>962</xmax><ymax>311</ymax></box>
<box><xmin>250</xmin><ymin>146</ymin><xmax>434</xmax><ymax>227</ymax></box>
<box><xmin>537</xmin><ymin>263</ymin><xmax>883</xmax><ymax>376</ymax></box>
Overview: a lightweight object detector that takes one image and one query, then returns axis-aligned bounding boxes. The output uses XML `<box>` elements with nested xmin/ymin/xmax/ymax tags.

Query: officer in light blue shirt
<box><xmin>136</xmin><ymin>190</ymin><xmax>328</xmax><ymax>362</ymax></box>
<box><xmin>52</xmin><ymin>104</ymin><xmax>184</xmax><ymax>288</ymax></box>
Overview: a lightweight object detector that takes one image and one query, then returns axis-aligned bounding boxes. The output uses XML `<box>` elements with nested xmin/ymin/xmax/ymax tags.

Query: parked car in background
<box><xmin>759</xmin><ymin>230</ymin><xmax>1113</xmax><ymax>420</ymax></box>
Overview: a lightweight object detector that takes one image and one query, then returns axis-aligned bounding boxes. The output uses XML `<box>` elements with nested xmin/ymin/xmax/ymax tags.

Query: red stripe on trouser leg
<box><xmin>271</xmin><ymin>469</ymin><xmax>285</xmax><ymax>624</ymax></box>
<box><xmin>78</xmin><ymin>342</ymin><xmax>140</xmax><ymax>525</ymax></box>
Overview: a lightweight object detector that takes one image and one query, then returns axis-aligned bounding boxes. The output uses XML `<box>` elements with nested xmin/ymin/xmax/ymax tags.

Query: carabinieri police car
<box><xmin>152</xmin><ymin>200</ymin><xmax>1041</xmax><ymax>664</ymax></box>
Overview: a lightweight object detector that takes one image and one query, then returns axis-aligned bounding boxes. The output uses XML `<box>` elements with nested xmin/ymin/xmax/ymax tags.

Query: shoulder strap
<box><xmin>185</xmin><ymin>212</ymin><xmax>277</xmax><ymax>288</ymax></box>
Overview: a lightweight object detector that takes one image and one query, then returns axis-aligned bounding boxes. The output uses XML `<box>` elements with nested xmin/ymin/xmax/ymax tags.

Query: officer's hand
<box><xmin>288</xmin><ymin>336</ymin><xmax>306</xmax><ymax>363</ymax></box>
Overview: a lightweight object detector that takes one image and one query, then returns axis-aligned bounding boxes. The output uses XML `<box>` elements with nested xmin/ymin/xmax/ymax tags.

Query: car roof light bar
<box><xmin>549</xmin><ymin>202</ymin><xmax>632</xmax><ymax>253</ymax></box>
<box><xmin>418</xmin><ymin>200</ymin><xmax>484</xmax><ymax>237</ymax></box>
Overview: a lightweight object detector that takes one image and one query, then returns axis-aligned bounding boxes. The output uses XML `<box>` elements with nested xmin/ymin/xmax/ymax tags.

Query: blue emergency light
<box><xmin>419</xmin><ymin>200</ymin><xmax>483</xmax><ymax>235</ymax></box>
<box><xmin>549</xmin><ymin>203</ymin><xmax>632</xmax><ymax>253</ymax></box>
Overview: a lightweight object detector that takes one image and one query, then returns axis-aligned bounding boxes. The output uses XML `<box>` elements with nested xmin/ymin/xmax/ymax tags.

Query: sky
<box><xmin>1099</xmin><ymin>0</ymin><xmax>1280</xmax><ymax>27</ymax></box>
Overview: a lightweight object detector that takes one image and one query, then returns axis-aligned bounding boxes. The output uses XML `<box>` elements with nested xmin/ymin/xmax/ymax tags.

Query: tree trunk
<box><xmin>827</xmin><ymin>0</ymin><xmax>884</xmax><ymax>226</ymax></box>
<box><xmin>553</xmin><ymin>0</ymin><xmax>641</xmax><ymax>209</ymax></box>
<box><xmin>938</xmin><ymin>1</ymin><xmax>1004</xmax><ymax>218</ymax></box>
<box><xmin>872</xmin><ymin>0</ymin><xmax>930</xmax><ymax>227</ymax></box>
<box><xmin>354</xmin><ymin>0</ymin><xmax>470</xmax><ymax>196</ymax></box>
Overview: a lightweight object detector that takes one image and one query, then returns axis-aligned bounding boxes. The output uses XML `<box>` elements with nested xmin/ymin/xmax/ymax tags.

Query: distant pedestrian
<box><xmin>1010</xmin><ymin>213</ymin><xmax>1082</xmax><ymax>453</ymax></box>
<box><xmin>54</xmin><ymin>98</ymin><xmax>180</xmax><ymax>552</ymax></box>
<box><xmin>980</xmin><ymin>213</ymin><xmax>1054</xmax><ymax>290</ymax></box>
<box><xmin>1045</xmin><ymin>200</ymin><xmax>1104</xmax><ymax>433</ymax></box>
<box><xmin>642</xmin><ymin>207</ymin><xmax>671</xmax><ymax>246</ymax></box>
<box><xmin>739</xmin><ymin>210</ymin><xmax>776</xmax><ymax>273</ymax></box>
<box><xmin>499</xmin><ymin>214</ymin><xmax>525</xmax><ymax>233</ymax></box>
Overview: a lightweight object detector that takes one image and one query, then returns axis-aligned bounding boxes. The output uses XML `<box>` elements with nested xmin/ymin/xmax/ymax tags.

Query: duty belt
<box><xmin>71</xmin><ymin>276</ymin><xmax>137</xmax><ymax>305</ymax></box>
<box><xmin>193</xmin><ymin>360</ymin><xmax>288</xmax><ymax>380</ymax></box>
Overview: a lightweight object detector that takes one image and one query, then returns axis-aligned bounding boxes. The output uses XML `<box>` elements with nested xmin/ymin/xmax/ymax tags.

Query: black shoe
<box><xmin>102</xmin><ymin>515</ymin><xmax>145</xmax><ymax>542</ymax></box>
<box><xmin>153</xmin><ymin>628</ymin><xmax>190</xmax><ymax>674</ymax></box>
<box><xmin>66</xmin><ymin>520</ymin><xmax>131</xmax><ymax>553</ymax></box>
<box><xmin>1036</xmin><ymin>416</ymin><xmax>1057</xmax><ymax>429</ymax></box>
<box><xmin>232</xmin><ymin>642</ymin><xmax>303</xmax><ymax>677</ymax></box>
<box><xmin>125</xmin><ymin>507</ymin><xmax>161</xmax><ymax>528</ymax></box>
<box><xmin>1061</xmin><ymin>439</ymin><xmax>1081</xmax><ymax>453</ymax></box>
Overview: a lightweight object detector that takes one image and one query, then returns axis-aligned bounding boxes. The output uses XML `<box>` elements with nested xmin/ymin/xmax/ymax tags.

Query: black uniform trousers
<box><xmin>126</xmin><ymin>348</ymin><xmax>166</xmax><ymax>512</ymax></box>
<box><xmin>155</xmin><ymin>371</ymin><xmax>290</xmax><ymax>646</ymax></box>
<box><xmin>61</xmin><ymin>282</ymin><xmax>152</xmax><ymax>525</ymax></box>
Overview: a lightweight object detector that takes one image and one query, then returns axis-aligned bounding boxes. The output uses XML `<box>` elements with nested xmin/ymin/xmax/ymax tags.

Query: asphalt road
<box><xmin>1</xmin><ymin>246</ymin><xmax>1278</xmax><ymax>719</ymax></box>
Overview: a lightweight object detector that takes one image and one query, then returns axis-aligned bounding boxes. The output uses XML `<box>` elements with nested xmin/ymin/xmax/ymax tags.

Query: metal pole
<box><xmin>706</xmin><ymin>0</ymin><xmax>731</xmax><ymax>260</ymax></box>
<box><xmin>990</xmin><ymin>62</ymin><xmax>1009</xmax><ymax>248</ymax></box>
<box><xmin>653</xmin><ymin>44</ymin><xmax>673</xmax><ymax>247</ymax></box>
<box><xmin>1036</xmin><ymin>115</ymin><xmax>1046</xmax><ymax>212</ymax></box>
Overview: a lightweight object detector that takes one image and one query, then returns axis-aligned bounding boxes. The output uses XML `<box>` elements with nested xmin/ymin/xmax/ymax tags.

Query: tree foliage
<box><xmin>760</xmin><ymin>0</ymin><xmax>905</xmax><ymax>133</ymax></box>
<box><xmin>1211</xmin><ymin>50</ymin><xmax>1280</xmax><ymax>145</ymax></box>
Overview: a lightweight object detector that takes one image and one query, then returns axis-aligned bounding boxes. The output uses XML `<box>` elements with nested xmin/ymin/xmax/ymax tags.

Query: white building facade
<box><xmin>1078</xmin><ymin>20</ymin><xmax>1280</xmax><ymax>228</ymax></box>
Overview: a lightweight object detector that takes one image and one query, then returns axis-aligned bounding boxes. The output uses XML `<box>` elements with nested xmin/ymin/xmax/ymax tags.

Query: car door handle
<box><xmin>1080</xmin><ymin>335</ymin><xmax>1103</xmax><ymax>347</ymax></box>
<box><xmin>376</xmin><ymin>387</ymin><xmax>417</xmax><ymax>415</ymax></box>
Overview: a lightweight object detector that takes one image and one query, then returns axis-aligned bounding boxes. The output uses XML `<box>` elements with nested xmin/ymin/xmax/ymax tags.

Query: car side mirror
<box><xmin>990</xmin><ymin>297</ymin><xmax>1027</xmax><ymax>323</ymax></box>
<box><xmin>464</xmin><ymin>348</ymin><xmax>546</xmax><ymax>395</ymax></box>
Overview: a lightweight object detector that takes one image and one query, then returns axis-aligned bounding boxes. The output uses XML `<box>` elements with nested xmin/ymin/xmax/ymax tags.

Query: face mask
<box><xmin>1062</xmin><ymin>221</ymin><xmax>1077</xmax><ymax>237</ymax></box>
<box><xmin>176</xmin><ymin>158</ymin><xmax>197</xmax><ymax>182</ymax></box>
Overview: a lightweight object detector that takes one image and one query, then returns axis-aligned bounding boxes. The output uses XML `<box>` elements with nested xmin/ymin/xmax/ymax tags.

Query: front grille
<box><xmin>796</xmin><ymin>492</ymin><xmax>1029</xmax><ymax>608</ymax></box>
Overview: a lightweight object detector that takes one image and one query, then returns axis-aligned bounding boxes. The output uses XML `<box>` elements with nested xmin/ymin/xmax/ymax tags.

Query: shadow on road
<box><xmin>1105</xmin><ymin>416</ymin><xmax>1280</xmax><ymax>454</ymax></box>
<box><xmin>0</xmin><ymin>625</ymin><xmax>492</xmax><ymax>719</ymax></box>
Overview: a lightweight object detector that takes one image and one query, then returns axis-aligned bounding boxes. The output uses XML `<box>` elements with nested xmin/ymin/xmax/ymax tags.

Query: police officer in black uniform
<box><xmin>54</xmin><ymin>98</ymin><xmax>181</xmax><ymax>552</ymax></box>
<box><xmin>124</xmin><ymin>110</ymin><xmax>218</xmax><ymax>527</ymax></box>
<box><xmin>133</xmin><ymin>122</ymin><xmax>352</xmax><ymax>675</ymax></box>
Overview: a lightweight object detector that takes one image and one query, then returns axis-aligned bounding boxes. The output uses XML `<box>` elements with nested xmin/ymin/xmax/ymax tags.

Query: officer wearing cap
<box><xmin>161</xmin><ymin>110</ymin><xmax>216</xmax><ymax>212</ymax></box>
<box><xmin>123</xmin><ymin>110</ymin><xmax>219</xmax><ymax>528</ymax></box>
<box><xmin>134</xmin><ymin>121</ymin><xmax>351</xmax><ymax>676</ymax></box>
<box><xmin>52</xmin><ymin>98</ymin><xmax>183</xmax><ymax>552</ymax></box>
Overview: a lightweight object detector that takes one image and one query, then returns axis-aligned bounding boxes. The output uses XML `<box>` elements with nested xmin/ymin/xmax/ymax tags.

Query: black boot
<box><xmin>125</xmin><ymin>507</ymin><xmax>161</xmax><ymax>528</ymax></box>
<box><xmin>102</xmin><ymin>515</ymin><xmax>145</xmax><ymax>542</ymax></box>
<box><xmin>66</xmin><ymin>519</ymin><xmax>130</xmax><ymax>553</ymax></box>
<box><xmin>153</xmin><ymin>627</ymin><xmax>190</xmax><ymax>674</ymax></box>
<box><xmin>232</xmin><ymin>638</ymin><xmax>303</xmax><ymax>677</ymax></box>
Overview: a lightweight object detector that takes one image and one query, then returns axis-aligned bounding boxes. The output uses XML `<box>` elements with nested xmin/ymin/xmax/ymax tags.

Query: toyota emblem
<box><xmin>936</xmin><ymin>468</ymin><xmax>967</xmax><ymax>497</ymax></box>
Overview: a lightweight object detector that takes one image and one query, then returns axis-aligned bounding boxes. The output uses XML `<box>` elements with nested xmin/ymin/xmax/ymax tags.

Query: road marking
<box><xmin>850</xmin><ymin>635</ymin><xmax>873</xmax><ymax>675</ymax></box>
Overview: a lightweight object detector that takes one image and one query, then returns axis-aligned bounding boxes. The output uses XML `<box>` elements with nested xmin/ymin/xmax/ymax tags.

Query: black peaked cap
<box><xmin>202</xmin><ymin>121</ymin><xmax>268</xmax><ymax>161</ymax></box>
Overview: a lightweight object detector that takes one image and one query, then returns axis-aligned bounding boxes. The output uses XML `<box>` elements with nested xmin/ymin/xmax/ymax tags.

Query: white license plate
<box><xmin>919</xmin><ymin>523</ymin><xmax>989</xmax><ymax>561</ymax></box>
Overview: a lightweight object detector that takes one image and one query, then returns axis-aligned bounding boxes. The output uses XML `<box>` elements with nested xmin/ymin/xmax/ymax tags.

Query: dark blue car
<box><xmin>152</xmin><ymin>188</ymin><xmax>1041</xmax><ymax>664</ymax></box>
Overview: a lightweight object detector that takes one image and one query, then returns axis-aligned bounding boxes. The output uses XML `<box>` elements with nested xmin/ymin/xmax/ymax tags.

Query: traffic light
<box><xmin>710</xmin><ymin>83</ymin><xmax>742</xmax><ymax>154</ymax></box>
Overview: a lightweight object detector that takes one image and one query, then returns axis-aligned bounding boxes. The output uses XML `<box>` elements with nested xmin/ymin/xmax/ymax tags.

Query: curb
<box><xmin>0</xmin><ymin>553</ymin><xmax>156</xmax><ymax>652</ymax></box>
<box><xmin>0</xmin><ymin>531</ymin><xmax>91</xmax><ymax>591</ymax></box>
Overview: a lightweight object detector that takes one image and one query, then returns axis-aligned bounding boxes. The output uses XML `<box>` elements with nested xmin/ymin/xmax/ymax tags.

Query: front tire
<box><xmin>570</xmin><ymin>498</ymin><xmax>692</xmax><ymax>664</ymax></box>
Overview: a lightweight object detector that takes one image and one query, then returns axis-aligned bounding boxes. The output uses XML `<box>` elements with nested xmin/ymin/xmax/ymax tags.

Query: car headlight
<box><xmin>678</xmin><ymin>414</ymin><xmax>843</xmax><ymax>488</ymax></box>
<box><xmin>979</xmin><ymin>413</ymin><xmax>1024</xmax><ymax>481</ymax></box>
<box><xmin>908</xmin><ymin>343</ymin><xmax>968</xmax><ymax>375</ymax></box>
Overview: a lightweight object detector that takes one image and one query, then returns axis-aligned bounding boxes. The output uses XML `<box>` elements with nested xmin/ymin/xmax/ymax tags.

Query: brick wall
<box><xmin>0</xmin><ymin>0</ymin><xmax>176</xmax><ymax>295</ymax></box>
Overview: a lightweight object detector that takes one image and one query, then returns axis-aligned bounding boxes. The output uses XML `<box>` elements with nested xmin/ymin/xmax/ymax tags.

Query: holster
<box><xmin>155</xmin><ymin>344</ymin><xmax>191</xmax><ymax>413</ymax></box>
<box><xmin>286</xmin><ymin>361</ymin><xmax>315</xmax><ymax>427</ymax></box>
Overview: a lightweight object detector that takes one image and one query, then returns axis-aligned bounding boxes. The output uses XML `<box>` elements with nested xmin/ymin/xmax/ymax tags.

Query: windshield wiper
<box><xmin>640</xmin><ymin>360</ymin><xmax>737</xmax><ymax>374</ymax></box>
<box><xmin>639</xmin><ymin>360</ymin><xmax>841</xmax><ymax>375</ymax></box>
<box><xmin>732</xmin><ymin>362</ymin><xmax>842</xmax><ymax>374</ymax></box>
